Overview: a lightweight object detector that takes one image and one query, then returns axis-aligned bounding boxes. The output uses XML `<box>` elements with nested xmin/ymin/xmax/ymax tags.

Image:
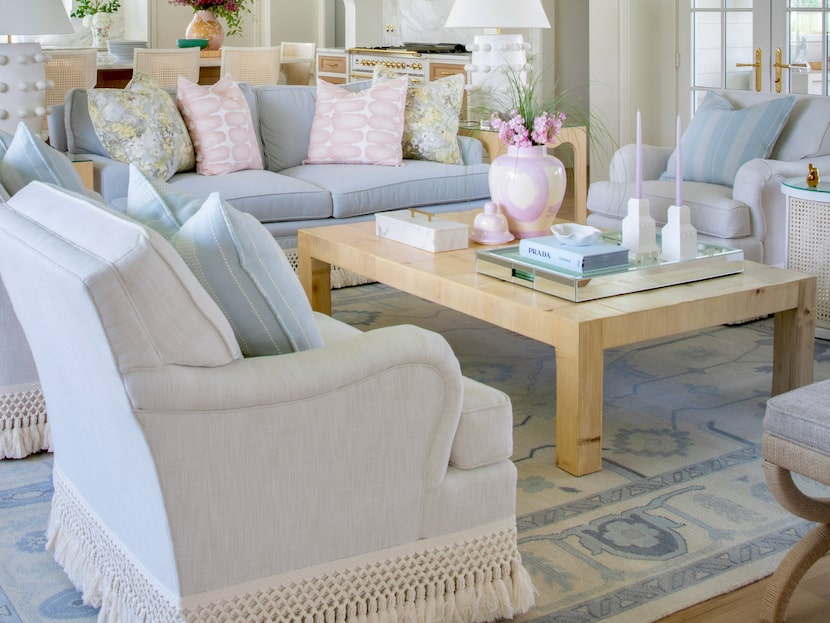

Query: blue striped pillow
<box><xmin>663</xmin><ymin>91</ymin><xmax>795</xmax><ymax>187</ymax></box>
<box><xmin>170</xmin><ymin>194</ymin><xmax>323</xmax><ymax>357</ymax></box>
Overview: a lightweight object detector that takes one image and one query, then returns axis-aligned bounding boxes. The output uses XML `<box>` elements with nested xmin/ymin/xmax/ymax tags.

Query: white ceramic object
<box><xmin>550</xmin><ymin>223</ymin><xmax>602</xmax><ymax>246</ymax></box>
<box><xmin>470</xmin><ymin>202</ymin><xmax>515</xmax><ymax>245</ymax></box>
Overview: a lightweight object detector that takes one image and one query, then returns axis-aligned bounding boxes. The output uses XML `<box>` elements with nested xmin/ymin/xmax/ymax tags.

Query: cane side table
<box><xmin>781</xmin><ymin>177</ymin><xmax>830</xmax><ymax>339</ymax></box>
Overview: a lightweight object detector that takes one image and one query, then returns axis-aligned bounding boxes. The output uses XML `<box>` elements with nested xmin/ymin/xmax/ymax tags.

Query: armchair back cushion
<box><xmin>662</xmin><ymin>91</ymin><xmax>795</xmax><ymax>187</ymax></box>
<box><xmin>716</xmin><ymin>89</ymin><xmax>830</xmax><ymax>161</ymax></box>
<box><xmin>1</xmin><ymin>183</ymin><xmax>241</xmax><ymax>371</ymax></box>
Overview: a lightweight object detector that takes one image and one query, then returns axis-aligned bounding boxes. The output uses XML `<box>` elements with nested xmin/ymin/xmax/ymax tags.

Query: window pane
<box><xmin>790</xmin><ymin>1</ymin><xmax>824</xmax><ymax>9</ymax></box>
<box><xmin>695</xmin><ymin>12</ymin><xmax>724</xmax><ymax>88</ymax></box>
<box><xmin>789</xmin><ymin>8</ymin><xmax>826</xmax><ymax>94</ymax></box>
<box><xmin>726</xmin><ymin>0</ymin><xmax>753</xmax><ymax>8</ymax></box>
<box><xmin>726</xmin><ymin>11</ymin><xmax>754</xmax><ymax>89</ymax></box>
<box><xmin>694</xmin><ymin>0</ymin><xmax>722</xmax><ymax>8</ymax></box>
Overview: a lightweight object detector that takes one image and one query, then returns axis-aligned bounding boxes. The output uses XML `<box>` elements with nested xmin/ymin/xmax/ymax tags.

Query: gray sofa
<box><xmin>48</xmin><ymin>82</ymin><xmax>490</xmax><ymax>254</ymax></box>
<box><xmin>586</xmin><ymin>89</ymin><xmax>830</xmax><ymax>267</ymax></box>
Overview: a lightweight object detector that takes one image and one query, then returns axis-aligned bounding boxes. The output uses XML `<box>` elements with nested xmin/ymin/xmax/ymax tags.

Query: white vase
<box><xmin>88</xmin><ymin>13</ymin><xmax>114</xmax><ymax>48</ymax></box>
<box><xmin>488</xmin><ymin>145</ymin><xmax>567</xmax><ymax>239</ymax></box>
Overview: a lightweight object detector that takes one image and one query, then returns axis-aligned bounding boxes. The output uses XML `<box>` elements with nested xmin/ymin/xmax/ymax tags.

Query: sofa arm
<box><xmin>733</xmin><ymin>155</ymin><xmax>830</xmax><ymax>266</ymax></box>
<box><xmin>458</xmin><ymin>134</ymin><xmax>485</xmax><ymax>165</ymax></box>
<box><xmin>608</xmin><ymin>143</ymin><xmax>674</xmax><ymax>183</ymax></box>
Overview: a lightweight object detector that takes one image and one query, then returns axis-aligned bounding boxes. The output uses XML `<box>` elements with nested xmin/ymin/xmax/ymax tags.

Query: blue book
<box><xmin>519</xmin><ymin>235</ymin><xmax>630</xmax><ymax>273</ymax></box>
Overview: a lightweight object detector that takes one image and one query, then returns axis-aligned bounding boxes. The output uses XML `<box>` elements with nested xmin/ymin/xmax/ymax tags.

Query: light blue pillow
<box><xmin>0</xmin><ymin>122</ymin><xmax>89</xmax><ymax>196</ymax></box>
<box><xmin>169</xmin><ymin>193</ymin><xmax>323</xmax><ymax>356</ymax></box>
<box><xmin>663</xmin><ymin>91</ymin><xmax>796</xmax><ymax>187</ymax></box>
<box><xmin>125</xmin><ymin>165</ymin><xmax>203</xmax><ymax>239</ymax></box>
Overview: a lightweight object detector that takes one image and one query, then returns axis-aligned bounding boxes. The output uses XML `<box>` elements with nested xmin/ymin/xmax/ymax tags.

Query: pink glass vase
<box><xmin>488</xmin><ymin>145</ymin><xmax>567</xmax><ymax>239</ymax></box>
<box><xmin>186</xmin><ymin>10</ymin><xmax>224</xmax><ymax>50</ymax></box>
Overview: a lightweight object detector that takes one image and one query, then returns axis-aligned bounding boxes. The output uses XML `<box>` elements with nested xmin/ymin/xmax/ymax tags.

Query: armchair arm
<box><xmin>609</xmin><ymin>143</ymin><xmax>674</xmax><ymax>183</ymax></box>
<box><xmin>732</xmin><ymin>155</ymin><xmax>830</xmax><ymax>266</ymax></box>
<box><xmin>123</xmin><ymin>323</ymin><xmax>471</xmax><ymax>590</ymax></box>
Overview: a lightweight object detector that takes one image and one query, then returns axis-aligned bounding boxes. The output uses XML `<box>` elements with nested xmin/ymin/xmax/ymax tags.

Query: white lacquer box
<box><xmin>375</xmin><ymin>209</ymin><xmax>468</xmax><ymax>252</ymax></box>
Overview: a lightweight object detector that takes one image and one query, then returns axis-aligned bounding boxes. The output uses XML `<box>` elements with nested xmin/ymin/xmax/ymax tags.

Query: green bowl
<box><xmin>176</xmin><ymin>38</ymin><xmax>209</xmax><ymax>49</ymax></box>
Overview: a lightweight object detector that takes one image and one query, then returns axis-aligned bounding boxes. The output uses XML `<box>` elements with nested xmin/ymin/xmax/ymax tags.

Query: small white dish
<box><xmin>550</xmin><ymin>223</ymin><xmax>602</xmax><ymax>246</ymax></box>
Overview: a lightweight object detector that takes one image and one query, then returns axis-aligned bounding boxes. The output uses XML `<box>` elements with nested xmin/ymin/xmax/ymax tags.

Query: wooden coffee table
<box><xmin>298</xmin><ymin>210</ymin><xmax>816</xmax><ymax>476</ymax></box>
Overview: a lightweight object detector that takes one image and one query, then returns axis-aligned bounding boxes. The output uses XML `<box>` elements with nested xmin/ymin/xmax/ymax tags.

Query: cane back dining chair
<box><xmin>133</xmin><ymin>47</ymin><xmax>200</xmax><ymax>89</ymax></box>
<box><xmin>219</xmin><ymin>46</ymin><xmax>281</xmax><ymax>85</ymax></box>
<box><xmin>280</xmin><ymin>41</ymin><xmax>315</xmax><ymax>85</ymax></box>
<box><xmin>43</xmin><ymin>49</ymin><xmax>98</xmax><ymax>138</ymax></box>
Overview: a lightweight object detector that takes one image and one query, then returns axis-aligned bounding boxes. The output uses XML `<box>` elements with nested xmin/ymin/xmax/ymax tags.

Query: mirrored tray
<box><xmin>475</xmin><ymin>232</ymin><xmax>745</xmax><ymax>302</ymax></box>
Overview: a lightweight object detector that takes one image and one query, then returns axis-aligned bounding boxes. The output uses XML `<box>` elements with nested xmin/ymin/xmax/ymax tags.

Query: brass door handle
<box><xmin>736</xmin><ymin>47</ymin><xmax>762</xmax><ymax>92</ymax></box>
<box><xmin>773</xmin><ymin>47</ymin><xmax>790</xmax><ymax>93</ymax></box>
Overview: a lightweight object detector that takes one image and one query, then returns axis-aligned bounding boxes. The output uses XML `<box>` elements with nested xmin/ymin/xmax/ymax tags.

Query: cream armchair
<box><xmin>0</xmin><ymin>182</ymin><xmax>534</xmax><ymax>622</ymax></box>
<box><xmin>587</xmin><ymin>89</ymin><xmax>830</xmax><ymax>267</ymax></box>
<box><xmin>0</xmin><ymin>279</ymin><xmax>48</xmax><ymax>458</ymax></box>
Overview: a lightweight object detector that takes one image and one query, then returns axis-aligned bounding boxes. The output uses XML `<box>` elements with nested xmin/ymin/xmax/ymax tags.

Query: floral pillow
<box><xmin>176</xmin><ymin>75</ymin><xmax>263</xmax><ymax>176</ymax></box>
<box><xmin>87</xmin><ymin>72</ymin><xmax>196</xmax><ymax>181</ymax></box>
<box><xmin>305</xmin><ymin>76</ymin><xmax>408</xmax><ymax>166</ymax></box>
<box><xmin>373</xmin><ymin>65</ymin><xmax>464</xmax><ymax>165</ymax></box>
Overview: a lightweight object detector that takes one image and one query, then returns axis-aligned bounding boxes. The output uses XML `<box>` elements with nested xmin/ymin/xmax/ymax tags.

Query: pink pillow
<box><xmin>305</xmin><ymin>77</ymin><xmax>408</xmax><ymax>166</ymax></box>
<box><xmin>176</xmin><ymin>75</ymin><xmax>263</xmax><ymax>176</ymax></box>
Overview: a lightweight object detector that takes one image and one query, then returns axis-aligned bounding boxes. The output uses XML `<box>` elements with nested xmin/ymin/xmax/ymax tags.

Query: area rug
<box><xmin>1</xmin><ymin>282</ymin><xmax>829</xmax><ymax>623</ymax></box>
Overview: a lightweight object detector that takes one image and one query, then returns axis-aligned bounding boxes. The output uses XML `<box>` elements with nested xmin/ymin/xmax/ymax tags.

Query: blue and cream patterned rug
<box><xmin>2</xmin><ymin>282</ymin><xmax>829</xmax><ymax>622</ymax></box>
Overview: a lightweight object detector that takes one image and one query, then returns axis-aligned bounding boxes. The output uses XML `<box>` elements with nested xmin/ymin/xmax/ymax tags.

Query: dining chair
<box><xmin>219</xmin><ymin>46</ymin><xmax>281</xmax><ymax>85</ymax></box>
<box><xmin>43</xmin><ymin>49</ymin><xmax>98</xmax><ymax>137</ymax></box>
<box><xmin>133</xmin><ymin>47</ymin><xmax>200</xmax><ymax>89</ymax></box>
<box><xmin>280</xmin><ymin>41</ymin><xmax>316</xmax><ymax>85</ymax></box>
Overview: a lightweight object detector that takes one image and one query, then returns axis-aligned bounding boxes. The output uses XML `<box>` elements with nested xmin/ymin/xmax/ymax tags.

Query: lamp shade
<box><xmin>445</xmin><ymin>0</ymin><xmax>551</xmax><ymax>29</ymax></box>
<box><xmin>0</xmin><ymin>0</ymin><xmax>74</xmax><ymax>35</ymax></box>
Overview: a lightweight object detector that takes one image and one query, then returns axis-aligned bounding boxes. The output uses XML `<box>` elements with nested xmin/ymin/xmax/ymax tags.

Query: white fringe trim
<box><xmin>47</xmin><ymin>466</ymin><xmax>535</xmax><ymax>623</ymax></box>
<box><xmin>284</xmin><ymin>247</ymin><xmax>376</xmax><ymax>289</ymax></box>
<box><xmin>0</xmin><ymin>382</ymin><xmax>50</xmax><ymax>459</ymax></box>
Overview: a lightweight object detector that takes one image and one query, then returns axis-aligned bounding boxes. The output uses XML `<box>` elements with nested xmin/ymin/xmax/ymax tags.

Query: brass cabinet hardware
<box><xmin>736</xmin><ymin>47</ymin><xmax>762</xmax><ymax>92</ymax></box>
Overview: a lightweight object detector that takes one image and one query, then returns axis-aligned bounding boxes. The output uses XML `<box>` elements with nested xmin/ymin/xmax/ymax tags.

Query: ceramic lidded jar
<box><xmin>488</xmin><ymin>145</ymin><xmax>567</xmax><ymax>239</ymax></box>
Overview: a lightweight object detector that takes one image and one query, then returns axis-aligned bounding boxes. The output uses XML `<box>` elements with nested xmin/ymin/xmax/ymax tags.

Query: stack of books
<box><xmin>518</xmin><ymin>235</ymin><xmax>630</xmax><ymax>273</ymax></box>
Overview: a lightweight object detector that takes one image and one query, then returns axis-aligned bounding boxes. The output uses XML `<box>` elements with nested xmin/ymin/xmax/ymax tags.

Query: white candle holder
<box><xmin>621</xmin><ymin>197</ymin><xmax>659</xmax><ymax>263</ymax></box>
<box><xmin>660</xmin><ymin>204</ymin><xmax>698</xmax><ymax>261</ymax></box>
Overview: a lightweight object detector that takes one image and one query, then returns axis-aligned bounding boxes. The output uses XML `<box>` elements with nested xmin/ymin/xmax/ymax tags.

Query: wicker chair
<box><xmin>133</xmin><ymin>47</ymin><xmax>200</xmax><ymax>88</ymax></box>
<box><xmin>280</xmin><ymin>41</ymin><xmax>315</xmax><ymax>85</ymax></box>
<box><xmin>43</xmin><ymin>49</ymin><xmax>98</xmax><ymax>138</ymax></box>
<box><xmin>219</xmin><ymin>46</ymin><xmax>281</xmax><ymax>85</ymax></box>
<box><xmin>760</xmin><ymin>379</ymin><xmax>830</xmax><ymax>622</ymax></box>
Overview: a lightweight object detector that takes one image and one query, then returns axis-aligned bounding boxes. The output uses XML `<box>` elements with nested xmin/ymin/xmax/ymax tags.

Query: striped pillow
<box><xmin>169</xmin><ymin>194</ymin><xmax>323</xmax><ymax>357</ymax></box>
<box><xmin>663</xmin><ymin>91</ymin><xmax>795</xmax><ymax>187</ymax></box>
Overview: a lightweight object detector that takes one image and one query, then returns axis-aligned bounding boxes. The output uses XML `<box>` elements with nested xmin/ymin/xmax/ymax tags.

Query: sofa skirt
<box><xmin>0</xmin><ymin>382</ymin><xmax>49</xmax><ymax>459</ymax></box>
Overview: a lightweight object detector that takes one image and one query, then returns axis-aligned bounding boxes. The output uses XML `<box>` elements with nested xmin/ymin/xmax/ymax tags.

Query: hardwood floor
<box><xmin>655</xmin><ymin>554</ymin><xmax>830</xmax><ymax>622</ymax></box>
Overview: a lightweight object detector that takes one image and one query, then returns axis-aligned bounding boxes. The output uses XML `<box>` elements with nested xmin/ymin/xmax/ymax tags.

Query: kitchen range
<box><xmin>347</xmin><ymin>43</ymin><xmax>469</xmax><ymax>83</ymax></box>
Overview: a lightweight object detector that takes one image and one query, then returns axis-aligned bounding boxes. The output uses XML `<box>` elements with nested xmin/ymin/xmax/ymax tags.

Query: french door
<box><xmin>691</xmin><ymin>0</ymin><xmax>830</xmax><ymax>107</ymax></box>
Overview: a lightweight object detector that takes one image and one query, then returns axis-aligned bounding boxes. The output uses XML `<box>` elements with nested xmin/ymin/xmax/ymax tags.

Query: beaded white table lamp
<box><xmin>445</xmin><ymin>0</ymin><xmax>550</xmax><ymax>106</ymax></box>
<box><xmin>0</xmin><ymin>0</ymin><xmax>74</xmax><ymax>135</ymax></box>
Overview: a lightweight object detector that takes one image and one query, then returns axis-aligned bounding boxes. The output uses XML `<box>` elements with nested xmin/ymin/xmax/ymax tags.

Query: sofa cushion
<box><xmin>0</xmin><ymin>123</ymin><xmax>89</xmax><ymax>196</ymax></box>
<box><xmin>587</xmin><ymin>179</ymin><xmax>751</xmax><ymax>239</ymax></box>
<box><xmin>167</xmin><ymin>169</ymin><xmax>333</xmax><ymax>223</ymax></box>
<box><xmin>373</xmin><ymin>65</ymin><xmax>465</xmax><ymax>165</ymax></box>
<box><xmin>176</xmin><ymin>75</ymin><xmax>264</xmax><ymax>176</ymax></box>
<box><xmin>280</xmin><ymin>159</ymin><xmax>491</xmax><ymax>220</ymax></box>
<box><xmin>305</xmin><ymin>76</ymin><xmax>409</xmax><ymax>166</ymax></box>
<box><xmin>662</xmin><ymin>91</ymin><xmax>795</xmax><ymax>187</ymax></box>
<box><xmin>169</xmin><ymin>194</ymin><xmax>323</xmax><ymax>356</ymax></box>
<box><xmin>87</xmin><ymin>73</ymin><xmax>196</xmax><ymax>181</ymax></box>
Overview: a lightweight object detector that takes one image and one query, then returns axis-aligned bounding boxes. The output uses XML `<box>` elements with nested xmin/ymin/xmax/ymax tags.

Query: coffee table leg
<box><xmin>554</xmin><ymin>331</ymin><xmax>604</xmax><ymax>476</ymax></box>
<box><xmin>772</xmin><ymin>276</ymin><xmax>816</xmax><ymax>395</ymax></box>
<box><xmin>298</xmin><ymin>233</ymin><xmax>332</xmax><ymax>314</ymax></box>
